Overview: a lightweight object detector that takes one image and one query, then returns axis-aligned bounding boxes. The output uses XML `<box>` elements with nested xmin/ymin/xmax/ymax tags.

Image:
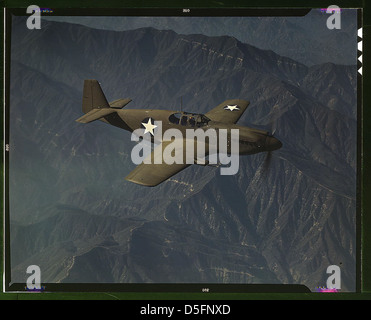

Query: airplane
<box><xmin>76</xmin><ymin>79</ymin><xmax>282</xmax><ymax>186</ymax></box>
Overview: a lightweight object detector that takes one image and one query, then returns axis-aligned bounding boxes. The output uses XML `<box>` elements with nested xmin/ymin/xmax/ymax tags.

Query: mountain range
<box><xmin>8</xmin><ymin>16</ymin><xmax>358</xmax><ymax>291</ymax></box>
<box><xmin>44</xmin><ymin>8</ymin><xmax>358</xmax><ymax>66</ymax></box>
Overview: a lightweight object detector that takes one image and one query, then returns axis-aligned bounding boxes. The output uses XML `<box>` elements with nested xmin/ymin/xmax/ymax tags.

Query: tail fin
<box><xmin>82</xmin><ymin>79</ymin><xmax>110</xmax><ymax>113</ymax></box>
<box><xmin>77</xmin><ymin>80</ymin><xmax>132</xmax><ymax>124</ymax></box>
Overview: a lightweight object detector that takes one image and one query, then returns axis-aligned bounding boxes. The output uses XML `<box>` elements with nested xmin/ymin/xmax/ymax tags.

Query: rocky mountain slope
<box><xmin>44</xmin><ymin>8</ymin><xmax>358</xmax><ymax>66</ymax></box>
<box><xmin>8</xmin><ymin>17</ymin><xmax>358</xmax><ymax>291</ymax></box>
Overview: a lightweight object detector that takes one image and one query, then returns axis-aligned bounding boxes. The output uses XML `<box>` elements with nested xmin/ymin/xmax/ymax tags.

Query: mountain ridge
<box><xmin>8</xmin><ymin>18</ymin><xmax>358</xmax><ymax>291</ymax></box>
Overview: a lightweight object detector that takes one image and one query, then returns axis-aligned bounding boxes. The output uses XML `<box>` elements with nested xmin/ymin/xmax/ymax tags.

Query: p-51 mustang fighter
<box><xmin>76</xmin><ymin>80</ymin><xmax>282</xmax><ymax>186</ymax></box>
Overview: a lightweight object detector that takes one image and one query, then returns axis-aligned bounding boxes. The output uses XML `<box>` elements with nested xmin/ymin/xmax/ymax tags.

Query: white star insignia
<box><xmin>224</xmin><ymin>105</ymin><xmax>240</xmax><ymax>111</ymax></box>
<box><xmin>141</xmin><ymin>118</ymin><xmax>157</xmax><ymax>136</ymax></box>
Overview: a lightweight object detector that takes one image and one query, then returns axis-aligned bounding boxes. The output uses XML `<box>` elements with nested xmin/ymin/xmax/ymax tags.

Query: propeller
<box><xmin>261</xmin><ymin>118</ymin><xmax>279</xmax><ymax>175</ymax></box>
<box><xmin>267</xmin><ymin>118</ymin><xmax>278</xmax><ymax>136</ymax></box>
<box><xmin>262</xmin><ymin>149</ymin><xmax>272</xmax><ymax>176</ymax></box>
<box><xmin>270</xmin><ymin>120</ymin><xmax>277</xmax><ymax>136</ymax></box>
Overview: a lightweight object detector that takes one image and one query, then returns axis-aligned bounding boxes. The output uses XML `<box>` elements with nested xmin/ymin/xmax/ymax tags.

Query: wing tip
<box><xmin>125</xmin><ymin>176</ymin><xmax>159</xmax><ymax>187</ymax></box>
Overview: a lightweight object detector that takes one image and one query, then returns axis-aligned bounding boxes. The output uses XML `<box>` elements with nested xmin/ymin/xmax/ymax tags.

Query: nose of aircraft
<box><xmin>266</xmin><ymin>136</ymin><xmax>282</xmax><ymax>151</ymax></box>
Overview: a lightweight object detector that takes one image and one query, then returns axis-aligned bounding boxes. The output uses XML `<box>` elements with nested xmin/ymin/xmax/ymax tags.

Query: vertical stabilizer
<box><xmin>82</xmin><ymin>80</ymin><xmax>110</xmax><ymax>114</ymax></box>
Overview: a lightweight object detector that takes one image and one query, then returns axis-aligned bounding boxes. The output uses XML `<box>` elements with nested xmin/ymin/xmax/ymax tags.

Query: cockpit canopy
<box><xmin>169</xmin><ymin>112</ymin><xmax>211</xmax><ymax>127</ymax></box>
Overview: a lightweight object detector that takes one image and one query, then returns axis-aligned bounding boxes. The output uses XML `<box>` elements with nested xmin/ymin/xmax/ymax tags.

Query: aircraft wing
<box><xmin>125</xmin><ymin>139</ymin><xmax>191</xmax><ymax>187</ymax></box>
<box><xmin>205</xmin><ymin>99</ymin><xmax>250</xmax><ymax>124</ymax></box>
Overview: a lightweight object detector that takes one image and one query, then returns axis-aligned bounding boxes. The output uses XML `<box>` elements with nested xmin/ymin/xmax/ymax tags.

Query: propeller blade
<box><xmin>266</xmin><ymin>119</ymin><xmax>277</xmax><ymax>136</ymax></box>
<box><xmin>271</xmin><ymin>121</ymin><xmax>277</xmax><ymax>136</ymax></box>
<box><xmin>262</xmin><ymin>151</ymin><xmax>272</xmax><ymax>175</ymax></box>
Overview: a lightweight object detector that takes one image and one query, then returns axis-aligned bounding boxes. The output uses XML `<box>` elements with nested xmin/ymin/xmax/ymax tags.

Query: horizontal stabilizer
<box><xmin>75</xmin><ymin>108</ymin><xmax>117</xmax><ymax>123</ymax></box>
<box><xmin>109</xmin><ymin>98</ymin><xmax>132</xmax><ymax>109</ymax></box>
